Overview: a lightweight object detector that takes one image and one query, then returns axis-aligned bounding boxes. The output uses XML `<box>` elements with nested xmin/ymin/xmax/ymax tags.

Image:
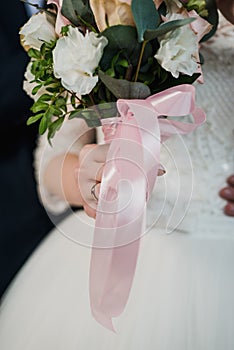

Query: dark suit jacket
<box><xmin>0</xmin><ymin>0</ymin><xmax>53</xmax><ymax>297</ymax></box>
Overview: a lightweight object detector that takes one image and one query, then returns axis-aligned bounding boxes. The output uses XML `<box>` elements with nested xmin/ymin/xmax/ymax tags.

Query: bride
<box><xmin>0</xmin><ymin>8</ymin><xmax>233</xmax><ymax>350</ymax></box>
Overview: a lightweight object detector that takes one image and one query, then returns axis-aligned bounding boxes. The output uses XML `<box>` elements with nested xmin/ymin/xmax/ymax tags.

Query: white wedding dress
<box><xmin>0</xmin><ymin>16</ymin><xmax>233</xmax><ymax>350</ymax></box>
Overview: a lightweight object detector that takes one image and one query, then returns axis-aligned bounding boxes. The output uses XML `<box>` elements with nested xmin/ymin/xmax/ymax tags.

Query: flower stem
<box><xmin>134</xmin><ymin>40</ymin><xmax>147</xmax><ymax>82</ymax></box>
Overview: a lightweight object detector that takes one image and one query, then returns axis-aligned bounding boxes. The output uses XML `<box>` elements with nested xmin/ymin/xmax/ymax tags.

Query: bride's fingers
<box><xmin>83</xmin><ymin>202</ymin><xmax>97</xmax><ymax>219</ymax></box>
<box><xmin>93</xmin><ymin>144</ymin><xmax>109</xmax><ymax>163</ymax></box>
<box><xmin>83</xmin><ymin>183</ymin><xmax>101</xmax><ymax>218</ymax></box>
<box><xmin>79</xmin><ymin>143</ymin><xmax>109</xmax><ymax>165</ymax></box>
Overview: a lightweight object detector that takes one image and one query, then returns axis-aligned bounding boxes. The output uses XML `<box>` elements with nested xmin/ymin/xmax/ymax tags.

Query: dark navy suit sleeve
<box><xmin>0</xmin><ymin>0</ymin><xmax>53</xmax><ymax>298</ymax></box>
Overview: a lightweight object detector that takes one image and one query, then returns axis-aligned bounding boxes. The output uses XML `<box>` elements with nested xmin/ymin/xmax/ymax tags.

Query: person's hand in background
<box><xmin>219</xmin><ymin>175</ymin><xmax>234</xmax><ymax>217</ymax></box>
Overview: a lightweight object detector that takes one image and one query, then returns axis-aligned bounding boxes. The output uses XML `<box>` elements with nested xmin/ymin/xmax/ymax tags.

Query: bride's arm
<box><xmin>34</xmin><ymin>118</ymin><xmax>108</xmax><ymax>218</ymax></box>
<box><xmin>34</xmin><ymin>118</ymin><xmax>92</xmax><ymax>214</ymax></box>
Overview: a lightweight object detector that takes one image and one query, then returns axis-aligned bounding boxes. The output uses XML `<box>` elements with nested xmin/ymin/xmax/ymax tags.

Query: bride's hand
<box><xmin>219</xmin><ymin>175</ymin><xmax>234</xmax><ymax>217</ymax></box>
<box><xmin>77</xmin><ymin>143</ymin><xmax>109</xmax><ymax>218</ymax></box>
<box><xmin>77</xmin><ymin>143</ymin><xmax>166</xmax><ymax>218</ymax></box>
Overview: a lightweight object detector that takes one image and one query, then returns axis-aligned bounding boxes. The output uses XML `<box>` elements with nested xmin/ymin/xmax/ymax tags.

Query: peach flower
<box><xmin>89</xmin><ymin>0</ymin><xmax>135</xmax><ymax>32</ymax></box>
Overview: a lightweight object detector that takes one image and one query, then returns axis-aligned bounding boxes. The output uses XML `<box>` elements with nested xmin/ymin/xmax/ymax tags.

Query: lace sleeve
<box><xmin>34</xmin><ymin>118</ymin><xmax>95</xmax><ymax>214</ymax></box>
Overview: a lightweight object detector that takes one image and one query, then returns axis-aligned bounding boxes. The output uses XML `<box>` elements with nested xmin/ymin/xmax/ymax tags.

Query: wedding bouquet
<box><xmin>20</xmin><ymin>0</ymin><xmax>218</xmax><ymax>330</ymax></box>
<box><xmin>20</xmin><ymin>0</ymin><xmax>217</xmax><ymax>141</ymax></box>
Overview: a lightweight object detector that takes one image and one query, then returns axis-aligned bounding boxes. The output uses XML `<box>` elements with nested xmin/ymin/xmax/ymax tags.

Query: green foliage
<box><xmin>99</xmin><ymin>70</ymin><xmax>151</xmax><ymax>99</ymax></box>
<box><xmin>24</xmin><ymin>0</ymin><xmax>218</xmax><ymax>140</ymax></box>
<box><xmin>100</xmin><ymin>25</ymin><xmax>152</xmax><ymax>70</ymax></box>
<box><xmin>182</xmin><ymin>0</ymin><xmax>208</xmax><ymax>17</ymax></box>
<box><xmin>68</xmin><ymin>103</ymin><xmax>118</xmax><ymax>127</ymax></box>
<box><xmin>26</xmin><ymin>40</ymin><xmax>70</xmax><ymax>142</ymax></box>
<box><xmin>131</xmin><ymin>0</ymin><xmax>160</xmax><ymax>42</ymax></box>
<box><xmin>144</xmin><ymin>18</ymin><xmax>196</xmax><ymax>41</ymax></box>
<box><xmin>61</xmin><ymin>0</ymin><xmax>96</xmax><ymax>28</ymax></box>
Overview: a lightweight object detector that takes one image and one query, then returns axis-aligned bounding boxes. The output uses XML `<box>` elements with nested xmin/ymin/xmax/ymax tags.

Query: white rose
<box><xmin>20</xmin><ymin>12</ymin><xmax>56</xmax><ymax>50</ymax></box>
<box><xmin>53</xmin><ymin>27</ymin><xmax>108</xmax><ymax>96</ymax></box>
<box><xmin>155</xmin><ymin>14</ymin><xmax>198</xmax><ymax>78</ymax></box>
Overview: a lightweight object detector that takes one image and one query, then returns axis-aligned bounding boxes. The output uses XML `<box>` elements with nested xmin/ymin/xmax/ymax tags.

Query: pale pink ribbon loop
<box><xmin>89</xmin><ymin>85</ymin><xmax>206</xmax><ymax>331</ymax></box>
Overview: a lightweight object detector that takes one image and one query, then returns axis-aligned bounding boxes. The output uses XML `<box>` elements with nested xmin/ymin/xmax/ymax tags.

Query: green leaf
<box><xmin>71</xmin><ymin>94</ymin><xmax>76</xmax><ymax>108</ymax></box>
<box><xmin>28</xmin><ymin>48</ymin><xmax>41</xmax><ymax>59</ymax></box>
<box><xmin>131</xmin><ymin>0</ymin><xmax>160</xmax><ymax>42</ymax></box>
<box><xmin>61</xmin><ymin>0</ymin><xmax>95</xmax><ymax>27</ymax></box>
<box><xmin>31</xmin><ymin>102</ymin><xmax>49</xmax><ymax>113</ymax></box>
<box><xmin>47</xmin><ymin>117</ymin><xmax>65</xmax><ymax>140</ymax></box>
<box><xmin>32</xmin><ymin>85</ymin><xmax>42</xmax><ymax>95</ymax></box>
<box><xmin>39</xmin><ymin>116</ymin><xmax>48</xmax><ymax>135</ymax></box>
<box><xmin>100</xmin><ymin>25</ymin><xmax>152</xmax><ymax>70</ymax></box>
<box><xmin>144</xmin><ymin>18</ymin><xmax>196</xmax><ymax>41</ymax></box>
<box><xmin>99</xmin><ymin>70</ymin><xmax>151</xmax><ymax>99</ymax></box>
<box><xmin>44</xmin><ymin>77</ymin><xmax>56</xmax><ymax>86</ymax></box>
<box><xmin>40</xmin><ymin>42</ymin><xmax>47</xmax><ymax>56</ymax></box>
<box><xmin>26</xmin><ymin>113</ymin><xmax>44</xmax><ymax>125</ymax></box>
<box><xmin>37</xmin><ymin>94</ymin><xmax>52</xmax><ymax>102</ymax></box>
<box><xmin>55</xmin><ymin>96</ymin><xmax>67</xmax><ymax>108</ymax></box>
<box><xmin>68</xmin><ymin>109</ymin><xmax>102</xmax><ymax>127</ymax></box>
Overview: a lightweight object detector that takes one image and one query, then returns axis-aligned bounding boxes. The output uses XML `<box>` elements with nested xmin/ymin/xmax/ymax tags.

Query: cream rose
<box><xmin>53</xmin><ymin>26</ymin><xmax>108</xmax><ymax>96</ymax></box>
<box><xmin>155</xmin><ymin>13</ymin><xmax>198</xmax><ymax>78</ymax></box>
<box><xmin>19</xmin><ymin>12</ymin><xmax>56</xmax><ymax>50</ymax></box>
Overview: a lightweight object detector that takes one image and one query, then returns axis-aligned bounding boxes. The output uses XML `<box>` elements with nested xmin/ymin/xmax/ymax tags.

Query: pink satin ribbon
<box><xmin>89</xmin><ymin>84</ymin><xmax>206</xmax><ymax>331</ymax></box>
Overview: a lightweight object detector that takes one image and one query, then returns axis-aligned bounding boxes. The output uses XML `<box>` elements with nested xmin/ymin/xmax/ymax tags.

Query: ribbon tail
<box><xmin>89</xmin><ymin>113</ymin><xmax>147</xmax><ymax>331</ymax></box>
<box><xmin>90</xmin><ymin>239</ymin><xmax>141</xmax><ymax>331</ymax></box>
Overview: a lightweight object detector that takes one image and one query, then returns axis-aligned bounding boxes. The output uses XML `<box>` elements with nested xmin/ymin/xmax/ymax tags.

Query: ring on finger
<box><xmin>91</xmin><ymin>183</ymin><xmax>99</xmax><ymax>201</ymax></box>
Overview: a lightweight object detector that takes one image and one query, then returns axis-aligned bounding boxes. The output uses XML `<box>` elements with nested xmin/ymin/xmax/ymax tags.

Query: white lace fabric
<box><xmin>146</xmin><ymin>14</ymin><xmax>234</xmax><ymax>234</ymax></box>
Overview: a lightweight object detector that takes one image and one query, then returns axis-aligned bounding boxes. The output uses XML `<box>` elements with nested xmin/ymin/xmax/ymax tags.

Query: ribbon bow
<box><xmin>89</xmin><ymin>84</ymin><xmax>206</xmax><ymax>331</ymax></box>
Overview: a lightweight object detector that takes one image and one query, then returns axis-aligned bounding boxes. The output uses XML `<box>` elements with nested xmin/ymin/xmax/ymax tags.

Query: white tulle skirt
<box><xmin>0</xmin><ymin>209</ymin><xmax>234</xmax><ymax>350</ymax></box>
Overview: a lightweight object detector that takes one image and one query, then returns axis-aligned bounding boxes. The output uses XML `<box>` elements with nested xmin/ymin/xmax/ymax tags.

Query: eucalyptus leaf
<box><xmin>99</xmin><ymin>70</ymin><xmax>151</xmax><ymax>99</ymax></box>
<box><xmin>131</xmin><ymin>0</ymin><xmax>160</xmax><ymax>42</ymax></box>
<box><xmin>68</xmin><ymin>109</ymin><xmax>102</xmax><ymax>127</ymax></box>
<box><xmin>61</xmin><ymin>0</ymin><xmax>95</xmax><ymax>27</ymax></box>
<box><xmin>144</xmin><ymin>18</ymin><xmax>196</xmax><ymax>41</ymax></box>
<box><xmin>100</xmin><ymin>25</ymin><xmax>152</xmax><ymax>70</ymax></box>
